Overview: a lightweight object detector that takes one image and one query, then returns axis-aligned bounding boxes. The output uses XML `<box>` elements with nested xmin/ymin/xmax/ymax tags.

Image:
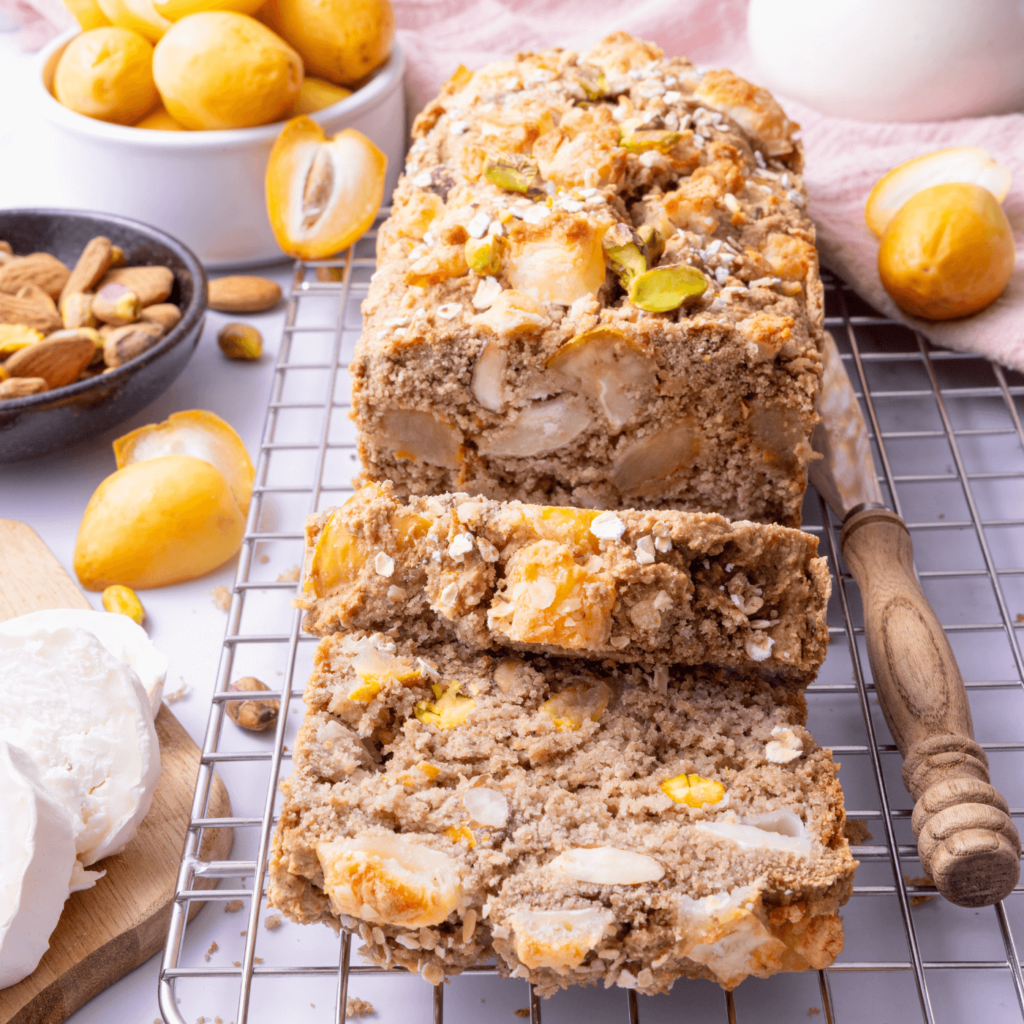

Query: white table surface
<box><xmin>0</xmin><ymin>28</ymin><xmax>296</xmax><ymax>1024</ymax></box>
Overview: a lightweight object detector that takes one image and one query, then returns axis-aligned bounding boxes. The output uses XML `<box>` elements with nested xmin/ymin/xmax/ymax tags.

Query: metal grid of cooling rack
<box><xmin>158</xmin><ymin>220</ymin><xmax>1024</xmax><ymax>1024</ymax></box>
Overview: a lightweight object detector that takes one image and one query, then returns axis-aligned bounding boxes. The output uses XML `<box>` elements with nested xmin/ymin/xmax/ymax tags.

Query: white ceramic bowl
<box><xmin>33</xmin><ymin>30</ymin><xmax>405</xmax><ymax>268</ymax></box>
<box><xmin>748</xmin><ymin>0</ymin><xmax>1024</xmax><ymax>122</ymax></box>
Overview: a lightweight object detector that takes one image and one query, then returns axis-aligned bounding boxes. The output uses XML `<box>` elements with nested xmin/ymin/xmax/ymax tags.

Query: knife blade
<box><xmin>808</xmin><ymin>330</ymin><xmax>883</xmax><ymax>516</ymax></box>
<box><xmin>808</xmin><ymin>330</ymin><xmax>1019</xmax><ymax>907</ymax></box>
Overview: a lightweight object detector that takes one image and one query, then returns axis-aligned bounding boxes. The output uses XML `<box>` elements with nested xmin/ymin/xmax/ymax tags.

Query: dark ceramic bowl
<box><xmin>0</xmin><ymin>208</ymin><xmax>206</xmax><ymax>462</ymax></box>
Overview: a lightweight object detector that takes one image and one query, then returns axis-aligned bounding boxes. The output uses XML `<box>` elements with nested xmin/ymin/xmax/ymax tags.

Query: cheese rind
<box><xmin>0</xmin><ymin>739</ymin><xmax>77</xmax><ymax>990</ymax></box>
<box><xmin>0</xmin><ymin>628</ymin><xmax>161</xmax><ymax>866</ymax></box>
<box><xmin>0</xmin><ymin>609</ymin><xmax>167</xmax><ymax>717</ymax></box>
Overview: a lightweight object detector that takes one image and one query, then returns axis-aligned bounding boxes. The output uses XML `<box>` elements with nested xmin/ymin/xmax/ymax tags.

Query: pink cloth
<box><xmin>0</xmin><ymin>0</ymin><xmax>73</xmax><ymax>50</ymax></box>
<box><xmin>13</xmin><ymin>0</ymin><xmax>1023</xmax><ymax>365</ymax></box>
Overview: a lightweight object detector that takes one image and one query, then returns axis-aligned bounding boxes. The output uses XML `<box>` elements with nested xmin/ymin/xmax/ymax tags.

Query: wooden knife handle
<box><xmin>840</xmin><ymin>506</ymin><xmax>1020</xmax><ymax>907</ymax></box>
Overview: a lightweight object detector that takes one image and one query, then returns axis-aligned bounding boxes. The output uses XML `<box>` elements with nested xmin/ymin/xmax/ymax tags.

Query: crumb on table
<box><xmin>808</xmin><ymin>1009</ymin><xmax>821</xmax><ymax>1017</ymax></box>
<box><xmin>904</xmin><ymin>875</ymin><xmax>937</xmax><ymax>906</ymax></box>
<box><xmin>346</xmin><ymin>997</ymin><xmax>374</xmax><ymax>1018</ymax></box>
<box><xmin>277</xmin><ymin>565</ymin><xmax>301</xmax><ymax>583</ymax></box>
<box><xmin>211</xmin><ymin>585</ymin><xmax>232</xmax><ymax>611</ymax></box>
<box><xmin>260</xmin><ymin>554</ymin><xmax>270</xmax><ymax>563</ymax></box>
<box><xmin>164</xmin><ymin>683</ymin><xmax>189</xmax><ymax>704</ymax></box>
<box><xmin>514</xmin><ymin>1010</ymin><xmax>530</xmax><ymax>1018</ymax></box>
<box><xmin>264</xmin><ymin>914</ymin><xmax>283</xmax><ymax>930</ymax></box>
<box><xmin>843</xmin><ymin>819</ymin><xmax>873</xmax><ymax>845</ymax></box>
<box><xmin>224</xmin><ymin>899</ymin><xmax>244</xmax><ymax>913</ymax></box>
<box><xmin>203</xmin><ymin>940</ymin><xmax>218</xmax><ymax>962</ymax></box>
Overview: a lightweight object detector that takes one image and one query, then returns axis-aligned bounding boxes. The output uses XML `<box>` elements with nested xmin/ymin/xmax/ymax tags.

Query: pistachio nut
<box><xmin>465</xmin><ymin>234</ymin><xmax>504</xmax><ymax>276</ymax></box>
<box><xmin>103</xmin><ymin>321</ymin><xmax>165</xmax><ymax>367</ymax></box>
<box><xmin>637</xmin><ymin>224</ymin><xmax>665</xmax><ymax>263</ymax></box>
<box><xmin>217</xmin><ymin>323</ymin><xmax>263</xmax><ymax>361</ymax></box>
<box><xmin>61</xmin><ymin>291</ymin><xmax>98</xmax><ymax>330</ymax></box>
<box><xmin>93</xmin><ymin>282</ymin><xmax>142</xmax><ymax>326</ymax></box>
<box><xmin>620</xmin><ymin>129</ymin><xmax>682</xmax><ymax>154</ymax></box>
<box><xmin>102</xmin><ymin>584</ymin><xmax>146</xmax><ymax>625</ymax></box>
<box><xmin>603</xmin><ymin>222</ymin><xmax>647</xmax><ymax>290</ymax></box>
<box><xmin>226</xmin><ymin>676</ymin><xmax>279</xmax><ymax>732</ymax></box>
<box><xmin>576</xmin><ymin>62</ymin><xmax>608</xmax><ymax>100</ymax></box>
<box><xmin>630</xmin><ymin>264</ymin><xmax>708</xmax><ymax>312</ymax></box>
<box><xmin>484</xmin><ymin>156</ymin><xmax>542</xmax><ymax>196</ymax></box>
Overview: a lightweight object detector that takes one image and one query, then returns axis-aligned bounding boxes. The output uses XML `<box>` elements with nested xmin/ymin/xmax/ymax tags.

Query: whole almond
<box><xmin>16</xmin><ymin>283</ymin><xmax>59</xmax><ymax>311</ymax></box>
<box><xmin>0</xmin><ymin>292</ymin><xmax>62</xmax><ymax>334</ymax></box>
<box><xmin>209</xmin><ymin>276</ymin><xmax>281</xmax><ymax>313</ymax></box>
<box><xmin>0</xmin><ymin>376</ymin><xmax>48</xmax><ymax>400</ymax></box>
<box><xmin>99</xmin><ymin>266</ymin><xmax>173</xmax><ymax>306</ymax></box>
<box><xmin>61</xmin><ymin>291</ymin><xmax>97</xmax><ymax>330</ymax></box>
<box><xmin>0</xmin><ymin>252</ymin><xmax>70</xmax><ymax>300</ymax></box>
<box><xmin>103</xmin><ymin>321</ymin><xmax>165</xmax><ymax>367</ymax></box>
<box><xmin>93</xmin><ymin>283</ymin><xmax>141</xmax><ymax>325</ymax></box>
<box><xmin>140</xmin><ymin>303</ymin><xmax>182</xmax><ymax>332</ymax></box>
<box><xmin>60</xmin><ymin>236</ymin><xmax>112</xmax><ymax>303</ymax></box>
<box><xmin>4</xmin><ymin>330</ymin><xmax>95</xmax><ymax>388</ymax></box>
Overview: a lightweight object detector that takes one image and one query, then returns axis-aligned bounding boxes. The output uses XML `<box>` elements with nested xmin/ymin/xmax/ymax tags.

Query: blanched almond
<box><xmin>477</xmin><ymin>394</ymin><xmax>591</xmax><ymax>457</ymax></box>
<box><xmin>509</xmin><ymin>907</ymin><xmax>615</xmax><ymax>970</ymax></box>
<box><xmin>463</xmin><ymin>786</ymin><xmax>508</xmax><ymax>828</ymax></box>
<box><xmin>612</xmin><ymin>420</ymin><xmax>699</xmax><ymax>495</ymax></box>
<box><xmin>377</xmin><ymin>409</ymin><xmax>463</xmax><ymax>468</ymax></box>
<box><xmin>316</xmin><ymin>835</ymin><xmax>462</xmax><ymax>928</ymax></box>
<box><xmin>549</xmin><ymin>846</ymin><xmax>665</xmax><ymax>885</ymax></box>
<box><xmin>547</xmin><ymin>328</ymin><xmax>655</xmax><ymax>432</ymax></box>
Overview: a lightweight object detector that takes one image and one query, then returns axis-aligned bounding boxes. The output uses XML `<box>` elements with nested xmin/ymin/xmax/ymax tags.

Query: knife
<box><xmin>809</xmin><ymin>331</ymin><xmax>1021</xmax><ymax>908</ymax></box>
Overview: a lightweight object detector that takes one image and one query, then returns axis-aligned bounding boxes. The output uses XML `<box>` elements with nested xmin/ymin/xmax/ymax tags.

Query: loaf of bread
<box><xmin>268</xmin><ymin>634</ymin><xmax>856</xmax><ymax>995</ymax></box>
<box><xmin>351</xmin><ymin>32</ymin><xmax>823</xmax><ymax>526</ymax></box>
<box><xmin>295</xmin><ymin>483</ymin><xmax>831</xmax><ymax>685</ymax></box>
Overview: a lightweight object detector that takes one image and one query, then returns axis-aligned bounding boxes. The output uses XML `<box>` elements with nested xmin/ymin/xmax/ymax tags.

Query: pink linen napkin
<box><xmin>0</xmin><ymin>0</ymin><xmax>73</xmax><ymax>50</ymax></box>
<box><xmin>12</xmin><ymin>0</ymin><xmax>1023</xmax><ymax>366</ymax></box>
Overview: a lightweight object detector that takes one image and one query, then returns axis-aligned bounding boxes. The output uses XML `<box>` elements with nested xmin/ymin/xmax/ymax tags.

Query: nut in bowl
<box><xmin>0</xmin><ymin>209</ymin><xmax>206</xmax><ymax>463</ymax></box>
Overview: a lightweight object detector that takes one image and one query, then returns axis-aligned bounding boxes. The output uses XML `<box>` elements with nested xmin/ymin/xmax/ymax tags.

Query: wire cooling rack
<box><xmin>159</xmin><ymin>218</ymin><xmax>1024</xmax><ymax>1024</ymax></box>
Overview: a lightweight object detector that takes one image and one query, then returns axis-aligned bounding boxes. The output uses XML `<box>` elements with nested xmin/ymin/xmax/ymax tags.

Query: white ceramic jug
<box><xmin>748</xmin><ymin>0</ymin><xmax>1024</xmax><ymax>121</ymax></box>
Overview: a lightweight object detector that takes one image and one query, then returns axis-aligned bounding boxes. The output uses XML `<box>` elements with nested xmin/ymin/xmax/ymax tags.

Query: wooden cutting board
<box><xmin>0</xmin><ymin>520</ymin><xmax>233</xmax><ymax>1024</ymax></box>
